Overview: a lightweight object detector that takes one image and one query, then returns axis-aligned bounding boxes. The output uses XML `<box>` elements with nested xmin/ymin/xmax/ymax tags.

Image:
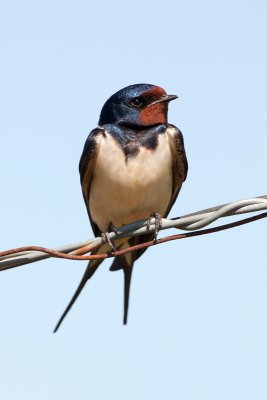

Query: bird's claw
<box><xmin>147</xmin><ymin>212</ymin><xmax>162</xmax><ymax>241</ymax></box>
<box><xmin>102</xmin><ymin>232</ymin><xmax>116</xmax><ymax>252</ymax></box>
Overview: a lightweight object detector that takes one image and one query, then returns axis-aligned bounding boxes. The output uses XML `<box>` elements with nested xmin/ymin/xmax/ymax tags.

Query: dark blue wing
<box><xmin>79</xmin><ymin>128</ymin><xmax>105</xmax><ymax>236</ymax></box>
<box><xmin>165</xmin><ymin>124</ymin><xmax>188</xmax><ymax>217</ymax></box>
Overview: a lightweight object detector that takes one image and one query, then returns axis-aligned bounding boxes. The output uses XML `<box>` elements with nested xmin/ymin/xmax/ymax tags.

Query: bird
<box><xmin>53</xmin><ymin>83</ymin><xmax>188</xmax><ymax>332</ymax></box>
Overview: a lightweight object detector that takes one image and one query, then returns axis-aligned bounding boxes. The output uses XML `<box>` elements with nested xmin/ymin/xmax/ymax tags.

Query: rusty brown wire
<box><xmin>1</xmin><ymin>211</ymin><xmax>266</xmax><ymax>264</ymax></box>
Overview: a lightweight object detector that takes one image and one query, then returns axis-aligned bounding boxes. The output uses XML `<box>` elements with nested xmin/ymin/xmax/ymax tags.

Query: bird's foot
<box><xmin>101</xmin><ymin>232</ymin><xmax>116</xmax><ymax>252</ymax></box>
<box><xmin>147</xmin><ymin>212</ymin><xmax>162</xmax><ymax>241</ymax></box>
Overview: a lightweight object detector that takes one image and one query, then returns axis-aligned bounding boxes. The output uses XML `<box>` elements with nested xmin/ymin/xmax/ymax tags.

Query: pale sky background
<box><xmin>1</xmin><ymin>1</ymin><xmax>267</xmax><ymax>399</ymax></box>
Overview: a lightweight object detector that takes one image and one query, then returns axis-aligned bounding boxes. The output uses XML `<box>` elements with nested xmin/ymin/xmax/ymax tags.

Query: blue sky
<box><xmin>1</xmin><ymin>1</ymin><xmax>267</xmax><ymax>399</ymax></box>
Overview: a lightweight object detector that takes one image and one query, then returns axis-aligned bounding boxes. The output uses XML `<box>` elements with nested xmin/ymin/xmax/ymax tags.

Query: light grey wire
<box><xmin>1</xmin><ymin>195</ymin><xmax>267</xmax><ymax>271</ymax></box>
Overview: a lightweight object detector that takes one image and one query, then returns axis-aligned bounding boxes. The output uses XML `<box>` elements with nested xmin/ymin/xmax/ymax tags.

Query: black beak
<box><xmin>151</xmin><ymin>94</ymin><xmax>178</xmax><ymax>105</ymax></box>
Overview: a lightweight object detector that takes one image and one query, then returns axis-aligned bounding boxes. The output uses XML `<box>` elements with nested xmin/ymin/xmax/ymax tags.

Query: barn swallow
<box><xmin>54</xmin><ymin>83</ymin><xmax>188</xmax><ymax>332</ymax></box>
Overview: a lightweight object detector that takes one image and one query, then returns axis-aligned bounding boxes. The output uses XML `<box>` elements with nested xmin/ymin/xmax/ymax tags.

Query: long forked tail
<box><xmin>53</xmin><ymin>253</ymin><xmax>105</xmax><ymax>333</ymax></box>
<box><xmin>123</xmin><ymin>265</ymin><xmax>133</xmax><ymax>325</ymax></box>
<box><xmin>110</xmin><ymin>252</ymin><xmax>134</xmax><ymax>325</ymax></box>
<box><xmin>54</xmin><ymin>240</ymin><xmax>136</xmax><ymax>331</ymax></box>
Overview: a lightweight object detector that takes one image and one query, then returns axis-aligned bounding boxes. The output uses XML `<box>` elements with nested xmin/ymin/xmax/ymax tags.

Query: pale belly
<box><xmin>89</xmin><ymin>133</ymin><xmax>173</xmax><ymax>231</ymax></box>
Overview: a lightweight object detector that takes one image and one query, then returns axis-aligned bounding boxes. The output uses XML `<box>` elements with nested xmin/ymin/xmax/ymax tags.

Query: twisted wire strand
<box><xmin>1</xmin><ymin>195</ymin><xmax>266</xmax><ymax>271</ymax></box>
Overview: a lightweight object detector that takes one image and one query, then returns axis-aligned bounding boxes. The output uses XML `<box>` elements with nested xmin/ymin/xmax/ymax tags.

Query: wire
<box><xmin>0</xmin><ymin>195</ymin><xmax>267</xmax><ymax>271</ymax></box>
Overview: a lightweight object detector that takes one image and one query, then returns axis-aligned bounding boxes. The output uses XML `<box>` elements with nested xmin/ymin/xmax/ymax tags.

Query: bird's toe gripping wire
<box><xmin>147</xmin><ymin>212</ymin><xmax>162</xmax><ymax>241</ymax></box>
<box><xmin>101</xmin><ymin>231</ymin><xmax>117</xmax><ymax>252</ymax></box>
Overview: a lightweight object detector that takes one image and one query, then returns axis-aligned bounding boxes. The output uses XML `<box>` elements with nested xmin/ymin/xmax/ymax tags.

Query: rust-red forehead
<box><xmin>143</xmin><ymin>86</ymin><xmax>166</xmax><ymax>98</ymax></box>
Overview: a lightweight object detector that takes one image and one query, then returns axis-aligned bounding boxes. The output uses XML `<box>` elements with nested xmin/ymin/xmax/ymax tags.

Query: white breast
<box><xmin>89</xmin><ymin>131</ymin><xmax>174</xmax><ymax>231</ymax></box>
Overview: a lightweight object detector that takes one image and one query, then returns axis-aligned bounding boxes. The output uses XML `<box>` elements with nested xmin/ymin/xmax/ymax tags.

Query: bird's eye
<box><xmin>129</xmin><ymin>98</ymin><xmax>143</xmax><ymax>107</ymax></box>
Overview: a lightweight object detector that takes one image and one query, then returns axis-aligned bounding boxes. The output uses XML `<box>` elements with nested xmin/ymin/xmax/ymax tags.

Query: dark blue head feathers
<box><xmin>98</xmin><ymin>83</ymin><xmax>177</xmax><ymax>128</ymax></box>
<box><xmin>98</xmin><ymin>84</ymin><xmax>155</xmax><ymax>126</ymax></box>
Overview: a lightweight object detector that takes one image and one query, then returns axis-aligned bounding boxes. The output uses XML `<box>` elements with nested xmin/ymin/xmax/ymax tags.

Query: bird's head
<box><xmin>98</xmin><ymin>84</ymin><xmax>177</xmax><ymax>128</ymax></box>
